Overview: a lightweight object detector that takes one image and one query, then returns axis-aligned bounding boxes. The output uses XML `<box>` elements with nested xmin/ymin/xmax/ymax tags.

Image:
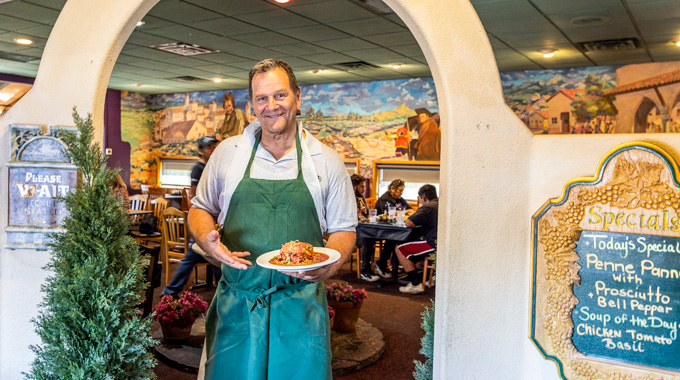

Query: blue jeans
<box><xmin>162</xmin><ymin>243</ymin><xmax>222</xmax><ymax>296</ymax></box>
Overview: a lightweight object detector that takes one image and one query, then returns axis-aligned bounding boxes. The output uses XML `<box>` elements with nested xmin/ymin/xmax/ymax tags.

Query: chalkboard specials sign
<box><xmin>531</xmin><ymin>142</ymin><xmax>680</xmax><ymax>379</ymax></box>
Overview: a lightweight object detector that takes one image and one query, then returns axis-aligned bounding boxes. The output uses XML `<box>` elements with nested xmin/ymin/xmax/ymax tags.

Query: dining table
<box><xmin>356</xmin><ymin>222</ymin><xmax>419</xmax><ymax>285</ymax></box>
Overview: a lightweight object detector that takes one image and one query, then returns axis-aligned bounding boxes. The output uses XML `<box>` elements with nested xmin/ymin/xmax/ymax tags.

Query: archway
<box><xmin>634</xmin><ymin>97</ymin><xmax>660</xmax><ymax>133</ymax></box>
<box><xmin>0</xmin><ymin>0</ymin><xmax>537</xmax><ymax>379</ymax></box>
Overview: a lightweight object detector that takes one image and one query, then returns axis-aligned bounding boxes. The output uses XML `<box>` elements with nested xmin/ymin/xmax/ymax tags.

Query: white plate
<box><xmin>256</xmin><ymin>247</ymin><xmax>341</xmax><ymax>272</ymax></box>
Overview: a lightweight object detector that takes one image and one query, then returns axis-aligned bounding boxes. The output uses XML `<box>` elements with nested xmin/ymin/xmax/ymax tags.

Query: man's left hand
<box><xmin>280</xmin><ymin>261</ymin><xmax>340</xmax><ymax>282</ymax></box>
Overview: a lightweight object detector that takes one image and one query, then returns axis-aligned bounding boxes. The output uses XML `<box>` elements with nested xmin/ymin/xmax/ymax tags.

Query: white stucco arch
<box><xmin>7</xmin><ymin>0</ymin><xmax>680</xmax><ymax>379</ymax></box>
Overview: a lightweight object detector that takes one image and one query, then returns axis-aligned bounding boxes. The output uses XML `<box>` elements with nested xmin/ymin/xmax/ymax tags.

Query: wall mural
<box><xmin>121</xmin><ymin>78</ymin><xmax>439</xmax><ymax>188</ymax></box>
<box><xmin>121</xmin><ymin>61</ymin><xmax>680</xmax><ymax>188</ymax></box>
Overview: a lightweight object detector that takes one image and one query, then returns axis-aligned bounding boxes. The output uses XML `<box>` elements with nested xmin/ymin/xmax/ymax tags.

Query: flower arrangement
<box><xmin>153</xmin><ymin>291</ymin><xmax>208</xmax><ymax>328</ymax></box>
<box><xmin>325</xmin><ymin>282</ymin><xmax>368</xmax><ymax>305</ymax></box>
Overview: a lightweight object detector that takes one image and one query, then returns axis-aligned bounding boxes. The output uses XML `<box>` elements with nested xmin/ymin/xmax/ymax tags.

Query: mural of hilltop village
<box><xmin>121</xmin><ymin>77</ymin><xmax>439</xmax><ymax>187</ymax></box>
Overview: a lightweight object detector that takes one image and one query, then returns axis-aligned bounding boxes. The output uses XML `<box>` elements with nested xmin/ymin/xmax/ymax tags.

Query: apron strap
<box><xmin>223</xmin><ymin>279</ymin><xmax>312</xmax><ymax>312</ymax></box>
<box><xmin>242</xmin><ymin>128</ymin><xmax>304</xmax><ymax>180</ymax></box>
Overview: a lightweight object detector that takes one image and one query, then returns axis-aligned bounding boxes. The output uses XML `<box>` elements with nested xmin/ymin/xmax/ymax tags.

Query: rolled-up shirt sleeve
<box><xmin>322</xmin><ymin>147</ymin><xmax>358</xmax><ymax>234</ymax></box>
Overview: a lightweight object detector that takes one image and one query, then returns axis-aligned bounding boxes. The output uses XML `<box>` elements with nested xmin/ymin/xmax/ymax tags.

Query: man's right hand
<box><xmin>199</xmin><ymin>230</ymin><xmax>251</xmax><ymax>270</ymax></box>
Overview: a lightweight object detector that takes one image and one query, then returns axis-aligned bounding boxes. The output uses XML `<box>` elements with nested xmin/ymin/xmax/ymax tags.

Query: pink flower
<box><xmin>153</xmin><ymin>291</ymin><xmax>209</xmax><ymax>327</ymax></box>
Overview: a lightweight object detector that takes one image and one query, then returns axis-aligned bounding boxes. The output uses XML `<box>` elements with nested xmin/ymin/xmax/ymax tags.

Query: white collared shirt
<box><xmin>192</xmin><ymin>124</ymin><xmax>357</xmax><ymax>235</ymax></box>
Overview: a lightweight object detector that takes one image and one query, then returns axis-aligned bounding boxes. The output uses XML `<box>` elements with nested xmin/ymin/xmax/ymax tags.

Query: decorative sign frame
<box><xmin>531</xmin><ymin>142</ymin><xmax>680</xmax><ymax>379</ymax></box>
<box><xmin>6</xmin><ymin>124</ymin><xmax>77</xmax><ymax>250</ymax></box>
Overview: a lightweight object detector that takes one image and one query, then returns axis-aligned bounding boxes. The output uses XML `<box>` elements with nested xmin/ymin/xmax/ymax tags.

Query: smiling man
<box><xmin>189</xmin><ymin>59</ymin><xmax>357</xmax><ymax>380</ymax></box>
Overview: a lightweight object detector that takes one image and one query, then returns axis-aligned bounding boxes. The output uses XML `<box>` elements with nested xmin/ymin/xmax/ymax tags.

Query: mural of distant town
<box><xmin>121</xmin><ymin>78</ymin><xmax>440</xmax><ymax>187</ymax></box>
<box><xmin>121</xmin><ymin>61</ymin><xmax>680</xmax><ymax>187</ymax></box>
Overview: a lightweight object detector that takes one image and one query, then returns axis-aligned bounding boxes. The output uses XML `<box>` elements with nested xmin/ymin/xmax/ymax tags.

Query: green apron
<box><xmin>204</xmin><ymin>129</ymin><xmax>331</xmax><ymax>380</ymax></box>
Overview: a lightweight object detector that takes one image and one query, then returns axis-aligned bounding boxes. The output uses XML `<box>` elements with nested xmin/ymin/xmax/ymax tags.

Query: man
<box><xmin>190</xmin><ymin>59</ymin><xmax>357</xmax><ymax>379</ymax></box>
<box><xmin>216</xmin><ymin>92</ymin><xmax>245</xmax><ymax>140</ymax></box>
<box><xmin>395</xmin><ymin>184</ymin><xmax>438</xmax><ymax>294</ymax></box>
<box><xmin>161</xmin><ymin>136</ymin><xmax>221</xmax><ymax>297</ymax></box>
<box><xmin>414</xmin><ymin>110</ymin><xmax>441</xmax><ymax>161</ymax></box>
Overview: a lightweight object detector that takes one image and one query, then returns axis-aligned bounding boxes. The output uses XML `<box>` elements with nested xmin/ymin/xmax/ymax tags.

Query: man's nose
<box><xmin>266</xmin><ymin>97</ymin><xmax>277</xmax><ymax>109</ymax></box>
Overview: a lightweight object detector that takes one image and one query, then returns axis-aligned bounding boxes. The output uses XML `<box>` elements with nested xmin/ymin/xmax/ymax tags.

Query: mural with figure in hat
<box><xmin>121</xmin><ymin>77</ymin><xmax>439</xmax><ymax>187</ymax></box>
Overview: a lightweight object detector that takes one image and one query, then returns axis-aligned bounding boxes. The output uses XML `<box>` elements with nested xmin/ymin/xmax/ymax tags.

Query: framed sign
<box><xmin>531</xmin><ymin>142</ymin><xmax>680</xmax><ymax>379</ymax></box>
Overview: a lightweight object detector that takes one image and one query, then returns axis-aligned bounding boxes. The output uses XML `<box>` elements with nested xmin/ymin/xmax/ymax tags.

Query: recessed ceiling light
<box><xmin>675</xmin><ymin>41</ymin><xmax>680</xmax><ymax>47</ymax></box>
<box><xmin>390</xmin><ymin>62</ymin><xmax>404</xmax><ymax>69</ymax></box>
<box><xmin>311</xmin><ymin>69</ymin><xmax>325</xmax><ymax>74</ymax></box>
<box><xmin>136</xmin><ymin>21</ymin><xmax>145</xmax><ymax>27</ymax></box>
<box><xmin>213</xmin><ymin>78</ymin><xmax>222</xmax><ymax>83</ymax></box>
<box><xmin>14</xmin><ymin>38</ymin><xmax>33</xmax><ymax>45</ymax></box>
<box><xmin>135</xmin><ymin>83</ymin><xmax>144</xmax><ymax>87</ymax></box>
<box><xmin>539</xmin><ymin>48</ymin><xmax>557</xmax><ymax>58</ymax></box>
<box><xmin>274</xmin><ymin>0</ymin><xmax>290</xmax><ymax>3</ymax></box>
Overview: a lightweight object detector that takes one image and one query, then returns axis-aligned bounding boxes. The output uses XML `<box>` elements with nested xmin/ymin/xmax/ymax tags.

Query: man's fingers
<box><xmin>231</xmin><ymin>251</ymin><xmax>251</xmax><ymax>258</ymax></box>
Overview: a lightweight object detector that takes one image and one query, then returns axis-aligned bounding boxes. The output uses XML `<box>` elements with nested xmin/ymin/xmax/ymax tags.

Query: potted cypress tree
<box><xmin>26</xmin><ymin>108</ymin><xmax>157</xmax><ymax>379</ymax></box>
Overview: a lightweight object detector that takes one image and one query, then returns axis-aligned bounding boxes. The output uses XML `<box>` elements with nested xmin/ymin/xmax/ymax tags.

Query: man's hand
<box><xmin>199</xmin><ymin>230</ymin><xmax>252</xmax><ymax>270</ymax></box>
<box><xmin>281</xmin><ymin>261</ymin><xmax>340</xmax><ymax>282</ymax></box>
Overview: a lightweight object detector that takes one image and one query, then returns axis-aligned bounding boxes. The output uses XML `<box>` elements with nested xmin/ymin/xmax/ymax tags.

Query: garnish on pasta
<box><xmin>269</xmin><ymin>240</ymin><xmax>329</xmax><ymax>266</ymax></box>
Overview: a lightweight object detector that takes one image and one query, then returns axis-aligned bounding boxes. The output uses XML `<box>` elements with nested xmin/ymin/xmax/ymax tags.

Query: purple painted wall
<box><xmin>104</xmin><ymin>89</ymin><xmax>132</xmax><ymax>190</ymax></box>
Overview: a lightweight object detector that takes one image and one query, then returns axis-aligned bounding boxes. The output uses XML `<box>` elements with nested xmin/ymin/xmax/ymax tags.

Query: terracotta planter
<box><xmin>327</xmin><ymin>299</ymin><xmax>363</xmax><ymax>333</ymax></box>
<box><xmin>160</xmin><ymin>323</ymin><xmax>192</xmax><ymax>343</ymax></box>
<box><xmin>329</xmin><ymin>314</ymin><xmax>334</xmax><ymax>329</ymax></box>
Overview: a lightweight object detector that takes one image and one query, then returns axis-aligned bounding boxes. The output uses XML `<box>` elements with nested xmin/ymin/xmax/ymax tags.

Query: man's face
<box><xmin>202</xmin><ymin>143</ymin><xmax>217</xmax><ymax>161</ymax></box>
<box><xmin>224</xmin><ymin>99</ymin><xmax>234</xmax><ymax>115</ymax></box>
<box><xmin>418</xmin><ymin>113</ymin><xmax>429</xmax><ymax>123</ymax></box>
<box><xmin>251</xmin><ymin>68</ymin><xmax>300</xmax><ymax>136</ymax></box>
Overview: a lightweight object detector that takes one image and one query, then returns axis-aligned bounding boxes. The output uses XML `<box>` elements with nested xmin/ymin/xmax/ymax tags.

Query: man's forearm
<box><xmin>188</xmin><ymin>208</ymin><xmax>217</xmax><ymax>251</ymax></box>
<box><xmin>325</xmin><ymin>231</ymin><xmax>356</xmax><ymax>265</ymax></box>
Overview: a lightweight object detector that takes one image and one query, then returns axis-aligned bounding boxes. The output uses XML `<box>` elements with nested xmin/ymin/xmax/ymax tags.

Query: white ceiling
<box><xmin>0</xmin><ymin>0</ymin><xmax>679</xmax><ymax>93</ymax></box>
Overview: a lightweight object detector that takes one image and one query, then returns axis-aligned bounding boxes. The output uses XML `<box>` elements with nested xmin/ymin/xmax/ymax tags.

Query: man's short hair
<box><xmin>350</xmin><ymin>174</ymin><xmax>365</xmax><ymax>187</ymax></box>
<box><xmin>197</xmin><ymin>136</ymin><xmax>218</xmax><ymax>150</ymax></box>
<box><xmin>223</xmin><ymin>91</ymin><xmax>234</xmax><ymax>106</ymax></box>
<box><xmin>248</xmin><ymin>58</ymin><xmax>300</xmax><ymax>100</ymax></box>
<box><xmin>418</xmin><ymin>184</ymin><xmax>437</xmax><ymax>201</ymax></box>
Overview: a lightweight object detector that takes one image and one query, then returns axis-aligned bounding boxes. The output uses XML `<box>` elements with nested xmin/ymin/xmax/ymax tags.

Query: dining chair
<box><xmin>181</xmin><ymin>187</ymin><xmax>192</xmax><ymax>211</ymax></box>
<box><xmin>422</xmin><ymin>256</ymin><xmax>435</xmax><ymax>288</ymax></box>
<box><xmin>349</xmin><ymin>247</ymin><xmax>361</xmax><ymax>279</ymax></box>
<box><xmin>128</xmin><ymin>194</ymin><xmax>148</xmax><ymax>224</ymax></box>
<box><xmin>147</xmin><ymin>187</ymin><xmax>167</xmax><ymax>206</ymax></box>
<box><xmin>162</xmin><ymin>207</ymin><xmax>207</xmax><ymax>287</ymax></box>
<box><xmin>138</xmin><ymin>244</ymin><xmax>161</xmax><ymax>317</ymax></box>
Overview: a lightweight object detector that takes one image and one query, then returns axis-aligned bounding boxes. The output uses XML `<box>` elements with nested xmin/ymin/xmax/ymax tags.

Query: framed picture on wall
<box><xmin>156</xmin><ymin>155</ymin><xmax>198</xmax><ymax>188</ymax></box>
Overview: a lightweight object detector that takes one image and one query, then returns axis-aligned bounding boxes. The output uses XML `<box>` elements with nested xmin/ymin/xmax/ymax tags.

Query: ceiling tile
<box><xmin>638</xmin><ymin>19</ymin><xmax>680</xmax><ymax>36</ymax></box>
<box><xmin>561</xmin><ymin>24</ymin><xmax>638</xmax><ymax>43</ymax></box>
<box><xmin>316</xmin><ymin>37</ymin><xmax>378</xmax><ymax>51</ymax></box>
<box><xmin>0</xmin><ymin>14</ymin><xmax>41</xmax><ymax>31</ymax></box>
<box><xmin>499</xmin><ymin>31</ymin><xmax>570</xmax><ymax>48</ymax></box>
<box><xmin>229</xmin><ymin>46</ymin><xmax>281</xmax><ymax>61</ymax></box>
<box><xmin>186</xmin><ymin>52</ymin><xmax>252</xmax><ymax>65</ymax></box>
<box><xmin>123</xmin><ymin>47</ymin><xmax>179</xmax><ymax>61</ymax></box>
<box><xmin>269</xmin><ymin>42</ymin><xmax>332</xmax><ymax>56</ymax></box>
<box><xmin>343</xmin><ymin>47</ymin><xmax>406</xmax><ymax>63</ymax></box>
<box><xmin>144</xmin><ymin>25</ymin><xmax>219</xmax><ymax>45</ymax></box>
<box><xmin>0</xmin><ymin>2</ymin><xmax>60</xmax><ymax>24</ymax></box>
<box><xmin>23</xmin><ymin>0</ymin><xmax>67</xmax><ymax>10</ymax></box>
<box><xmin>393</xmin><ymin>64</ymin><xmax>432</xmax><ymax>77</ymax></box>
<box><xmin>532</xmin><ymin>0</ymin><xmax>622</xmax><ymax>15</ymax></box>
<box><xmin>383</xmin><ymin>14</ymin><xmax>406</xmax><ymax>27</ymax></box>
<box><xmin>389</xmin><ymin>44</ymin><xmax>424</xmax><ymax>57</ymax></box>
<box><xmin>298</xmin><ymin>52</ymin><xmax>356</xmax><ymax>65</ymax></box>
<box><xmin>0</xmin><ymin>32</ymin><xmax>47</xmax><ymax>47</ymax></box>
<box><xmin>231</xmin><ymin>31</ymin><xmax>300</xmax><ymax>47</ymax></box>
<box><xmin>328</xmin><ymin>17</ymin><xmax>406</xmax><ymax>36</ymax></box>
<box><xmin>136</xmin><ymin>15</ymin><xmax>175</xmax><ymax>30</ymax></box>
<box><xmin>192</xmin><ymin>63</ymin><xmax>249</xmax><ymax>75</ymax></box>
<box><xmin>235</xmin><ymin>10</ymin><xmax>319</xmax><ymax>29</ymax></box>
<box><xmin>187</xmin><ymin>17</ymin><xmax>266</xmax><ymax>36</ymax></box>
<box><xmin>278</xmin><ymin>24</ymin><xmax>350</xmax><ymax>41</ymax></box>
<box><xmin>287</xmin><ymin>0</ymin><xmax>376</xmax><ymax>23</ymax></box>
<box><xmin>148</xmin><ymin>0</ymin><xmax>223</xmax><ymax>23</ymax></box>
<box><xmin>472</xmin><ymin>0</ymin><xmax>543</xmax><ymax>23</ymax></box>
<box><xmin>115</xmin><ymin>54</ymin><xmax>145</xmax><ymax>64</ymax></box>
<box><xmin>14</xmin><ymin>25</ymin><xmax>53</xmax><ymax>39</ymax></box>
<box><xmin>161</xmin><ymin>55</ymin><xmax>217</xmax><ymax>67</ymax></box>
<box><xmin>630</xmin><ymin>0</ymin><xmax>680</xmax><ymax>21</ymax></box>
<box><xmin>362</xmin><ymin>31</ymin><xmax>418</xmax><ymax>47</ymax></box>
<box><xmin>184</xmin><ymin>0</ymin><xmax>278</xmax><ymax>16</ymax></box>
<box><xmin>126</xmin><ymin>31</ymin><xmax>175</xmax><ymax>47</ymax></box>
<box><xmin>124</xmin><ymin>60</ymin><xmax>183</xmax><ymax>72</ymax></box>
<box><xmin>547</xmin><ymin>7</ymin><xmax>631</xmax><ymax>30</ymax></box>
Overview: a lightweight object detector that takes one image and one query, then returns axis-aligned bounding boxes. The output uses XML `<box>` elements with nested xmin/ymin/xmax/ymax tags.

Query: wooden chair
<box><xmin>161</xmin><ymin>207</ymin><xmax>207</xmax><ymax>287</ymax></box>
<box><xmin>151</xmin><ymin>197</ymin><xmax>168</xmax><ymax>232</ymax></box>
<box><xmin>129</xmin><ymin>194</ymin><xmax>148</xmax><ymax>210</ymax></box>
<box><xmin>422</xmin><ymin>256</ymin><xmax>435</xmax><ymax>288</ymax></box>
<box><xmin>349</xmin><ymin>247</ymin><xmax>361</xmax><ymax>279</ymax></box>
<box><xmin>181</xmin><ymin>187</ymin><xmax>192</xmax><ymax>211</ymax></box>
<box><xmin>147</xmin><ymin>187</ymin><xmax>167</xmax><ymax>206</ymax></box>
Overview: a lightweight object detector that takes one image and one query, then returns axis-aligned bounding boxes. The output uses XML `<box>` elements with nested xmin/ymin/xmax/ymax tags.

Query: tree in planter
<box><xmin>413</xmin><ymin>301</ymin><xmax>435</xmax><ymax>380</ymax></box>
<box><xmin>27</xmin><ymin>108</ymin><xmax>157</xmax><ymax>379</ymax></box>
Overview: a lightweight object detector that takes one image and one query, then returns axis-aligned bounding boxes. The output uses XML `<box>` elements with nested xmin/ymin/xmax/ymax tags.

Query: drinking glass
<box><xmin>368</xmin><ymin>209</ymin><xmax>377</xmax><ymax>223</ymax></box>
<box><xmin>396</xmin><ymin>210</ymin><xmax>406</xmax><ymax>226</ymax></box>
<box><xmin>388</xmin><ymin>205</ymin><xmax>397</xmax><ymax>218</ymax></box>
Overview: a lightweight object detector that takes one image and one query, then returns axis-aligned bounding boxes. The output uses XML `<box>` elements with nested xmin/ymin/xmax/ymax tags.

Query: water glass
<box><xmin>396</xmin><ymin>210</ymin><xmax>406</xmax><ymax>226</ymax></box>
<box><xmin>368</xmin><ymin>209</ymin><xmax>377</xmax><ymax>223</ymax></box>
<box><xmin>388</xmin><ymin>205</ymin><xmax>397</xmax><ymax>218</ymax></box>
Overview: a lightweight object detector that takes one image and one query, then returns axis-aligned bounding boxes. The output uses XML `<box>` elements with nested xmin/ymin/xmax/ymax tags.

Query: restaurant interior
<box><xmin>2</xmin><ymin>0</ymin><xmax>680</xmax><ymax>379</ymax></box>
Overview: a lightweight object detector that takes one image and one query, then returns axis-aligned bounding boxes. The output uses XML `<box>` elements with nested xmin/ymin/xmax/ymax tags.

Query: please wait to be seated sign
<box><xmin>531</xmin><ymin>143</ymin><xmax>680</xmax><ymax>379</ymax></box>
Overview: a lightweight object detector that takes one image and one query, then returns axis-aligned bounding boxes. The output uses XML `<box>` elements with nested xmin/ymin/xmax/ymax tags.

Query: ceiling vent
<box><xmin>150</xmin><ymin>42</ymin><xmax>218</xmax><ymax>56</ymax></box>
<box><xmin>171</xmin><ymin>76</ymin><xmax>211</xmax><ymax>83</ymax></box>
<box><xmin>0</xmin><ymin>51</ymin><xmax>38</xmax><ymax>63</ymax></box>
<box><xmin>348</xmin><ymin>0</ymin><xmax>394</xmax><ymax>15</ymax></box>
<box><xmin>330</xmin><ymin>61</ymin><xmax>380</xmax><ymax>71</ymax></box>
<box><xmin>578</xmin><ymin>38</ymin><xmax>639</xmax><ymax>52</ymax></box>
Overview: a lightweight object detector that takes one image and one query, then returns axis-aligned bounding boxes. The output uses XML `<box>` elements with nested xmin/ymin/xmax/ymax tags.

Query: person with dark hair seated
<box><xmin>395</xmin><ymin>184</ymin><xmax>438</xmax><ymax>294</ymax></box>
<box><xmin>369</xmin><ymin>179</ymin><xmax>414</xmax><ymax>279</ymax></box>
<box><xmin>352</xmin><ymin>174</ymin><xmax>380</xmax><ymax>282</ymax></box>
